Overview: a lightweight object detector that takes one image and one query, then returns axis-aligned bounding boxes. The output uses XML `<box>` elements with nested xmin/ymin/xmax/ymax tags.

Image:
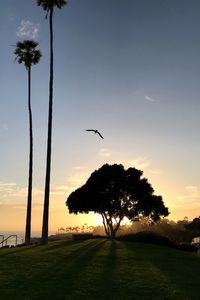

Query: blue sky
<box><xmin>0</xmin><ymin>0</ymin><xmax>200</xmax><ymax>232</ymax></box>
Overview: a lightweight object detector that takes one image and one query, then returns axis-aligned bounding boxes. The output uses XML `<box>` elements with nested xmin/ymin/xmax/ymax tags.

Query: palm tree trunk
<box><xmin>41</xmin><ymin>7</ymin><xmax>54</xmax><ymax>244</ymax></box>
<box><xmin>25</xmin><ymin>66</ymin><xmax>33</xmax><ymax>245</ymax></box>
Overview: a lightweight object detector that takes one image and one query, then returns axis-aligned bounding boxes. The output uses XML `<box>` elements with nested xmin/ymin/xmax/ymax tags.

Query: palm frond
<box><xmin>36</xmin><ymin>0</ymin><xmax>67</xmax><ymax>11</ymax></box>
<box><xmin>14</xmin><ymin>39</ymin><xmax>42</xmax><ymax>69</ymax></box>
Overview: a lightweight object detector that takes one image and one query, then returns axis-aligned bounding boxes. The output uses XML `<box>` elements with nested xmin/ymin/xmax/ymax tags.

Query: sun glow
<box><xmin>95</xmin><ymin>214</ymin><xmax>103</xmax><ymax>225</ymax></box>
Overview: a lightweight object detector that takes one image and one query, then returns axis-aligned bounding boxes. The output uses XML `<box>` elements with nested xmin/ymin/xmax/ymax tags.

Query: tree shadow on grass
<box><xmin>95</xmin><ymin>239</ymin><xmax>118</xmax><ymax>297</ymax></box>
<box><xmin>18</xmin><ymin>238</ymin><xmax>108</xmax><ymax>299</ymax></box>
<box><xmin>0</xmin><ymin>238</ymin><xmax>88</xmax><ymax>258</ymax></box>
<box><xmin>0</xmin><ymin>239</ymin><xmax>72</xmax><ymax>258</ymax></box>
<box><xmin>95</xmin><ymin>239</ymin><xmax>146</xmax><ymax>300</ymax></box>
<box><xmin>142</xmin><ymin>244</ymin><xmax>200</xmax><ymax>299</ymax></box>
<box><xmin>121</xmin><ymin>241</ymin><xmax>192</xmax><ymax>300</ymax></box>
<box><xmin>39</xmin><ymin>239</ymin><xmax>80</xmax><ymax>252</ymax></box>
<box><xmin>0</xmin><ymin>244</ymin><xmax>39</xmax><ymax>257</ymax></box>
<box><xmin>62</xmin><ymin>239</ymin><xmax>117</xmax><ymax>300</ymax></box>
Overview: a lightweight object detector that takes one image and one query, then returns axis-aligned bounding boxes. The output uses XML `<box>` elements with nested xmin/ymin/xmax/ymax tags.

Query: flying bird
<box><xmin>86</xmin><ymin>129</ymin><xmax>104</xmax><ymax>139</ymax></box>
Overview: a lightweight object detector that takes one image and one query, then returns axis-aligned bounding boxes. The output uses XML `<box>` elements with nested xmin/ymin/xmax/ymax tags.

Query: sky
<box><xmin>0</xmin><ymin>0</ymin><xmax>200</xmax><ymax>233</ymax></box>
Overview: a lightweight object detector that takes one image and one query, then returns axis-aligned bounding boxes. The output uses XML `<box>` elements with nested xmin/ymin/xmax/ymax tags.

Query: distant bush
<box><xmin>92</xmin><ymin>235</ymin><xmax>105</xmax><ymax>239</ymax></box>
<box><xmin>17</xmin><ymin>243</ymin><xmax>26</xmax><ymax>247</ymax></box>
<box><xmin>72</xmin><ymin>233</ymin><xmax>93</xmax><ymax>241</ymax></box>
<box><xmin>118</xmin><ymin>231</ymin><xmax>175</xmax><ymax>247</ymax></box>
<box><xmin>118</xmin><ymin>231</ymin><xmax>198</xmax><ymax>252</ymax></box>
<box><xmin>176</xmin><ymin>243</ymin><xmax>198</xmax><ymax>252</ymax></box>
<box><xmin>31</xmin><ymin>240</ymin><xmax>40</xmax><ymax>245</ymax></box>
<box><xmin>118</xmin><ymin>219</ymin><xmax>194</xmax><ymax>244</ymax></box>
<box><xmin>0</xmin><ymin>245</ymin><xmax>10</xmax><ymax>249</ymax></box>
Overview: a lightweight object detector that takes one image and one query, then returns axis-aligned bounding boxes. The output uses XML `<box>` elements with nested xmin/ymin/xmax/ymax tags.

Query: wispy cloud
<box><xmin>67</xmin><ymin>172</ymin><xmax>88</xmax><ymax>188</ymax></box>
<box><xmin>0</xmin><ymin>182</ymin><xmax>16</xmax><ymax>194</ymax></box>
<box><xmin>51</xmin><ymin>185</ymin><xmax>72</xmax><ymax>196</ymax></box>
<box><xmin>99</xmin><ymin>148</ymin><xmax>112</xmax><ymax>157</ymax></box>
<box><xmin>185</xmin><ymin>185</ymin><xmax>200</xmax><ymax>200</ymax></box>
<box><xmin>149</xmin><ymin>169</ymin><xmax>162</xmax><ymax>175</ymax></box>
<box><xmin>0</xmin><ymin>201</ymin><xmax>44</xmax><ymax>211</ymax></box>
<box><xmin>185</xmin><ymin>185</ymin><xmax>198</xmax><ymax>193</ymax></box>
<box><xmin>73</xmin><ymin>166</ymin><xmax>86</xmax><ymax>171</ymax></box>
<box><xmin>16</xmin><ymin>20</ymin><xmax>40</xmax><ymax>39</ymax></box>
<box><xmin>65</xmin><ymin>168</ymin><xmax>94</xmax><ymax>192</ymax></box>
<box><xmin>127</xmin><ymin>157</ymin><xmax>151</xmax><ymax>169</ymax></box>
<box><xmin>8</xmin><ymin>12</ymin><xmax>15</xmax><ymax>22</ymax></box>
<box><xmin>2</xmin><ymin>123</ymin><xmax>8</xmax><ymax>131</ymax></box>
<box><xmin>0</xmin><ymin>123</ymin><xmax>8</xmax><ymax>134</ymax></box>
<box><xmin>175</xmin><ymin>185</ymin><xmax>200</xmax><ymax>209</ymax></box>
<box><xmin>9</xmin><ymin>187</ymin><xmax>43</xmax><ymax>198</ymax></box>
<box><xmin>145</xmin><ymin>95</ymin><xmax>156</xmax><ymax>102</ymax></box>
<box><xmin>0</xmin><ymin>182</ymin><xmax>43</xmax><ymax>199</ymax></box>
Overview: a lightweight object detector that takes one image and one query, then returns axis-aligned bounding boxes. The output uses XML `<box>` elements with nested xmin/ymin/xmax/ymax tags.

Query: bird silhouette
<box><xmin>86</xmin><ymin>129</ymin><xmax>104</xmax><ymax>139</ymax></box>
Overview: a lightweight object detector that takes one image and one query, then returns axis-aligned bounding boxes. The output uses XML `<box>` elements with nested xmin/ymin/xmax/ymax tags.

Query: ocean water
<box><xmin>0</xmin><ymin>230</ymin><xmax>56</xmax><ymax>247</ymax></box>
<box><xmin>0</xmin><ymin>231</ymin><xmax>24</xmax><ymax>247</ymax></box>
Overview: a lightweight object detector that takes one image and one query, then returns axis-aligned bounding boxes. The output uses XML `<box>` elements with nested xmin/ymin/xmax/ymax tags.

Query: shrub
<box><xmin>176</xmin><ymin>243</ymin><xmax>198</xmax><ymax>252</ymax></box>
<box><xmin>0</xmin><ymin>245</ymin><xmax>10</xmax><ymax>249</ymax></box>
<box><xmin>118</xmin><ymin>231</ymin><xmax>175</xmax><ymax>247</ymax></box>
<box><xmin>17</xmin><ymin>243</ymin><xmax>26</xmax><ymax>247</ymax></box>
<box><xmin>118</xmin><ymin>231</ymin><xmax>198</xmax><ymax>252</ymax></box>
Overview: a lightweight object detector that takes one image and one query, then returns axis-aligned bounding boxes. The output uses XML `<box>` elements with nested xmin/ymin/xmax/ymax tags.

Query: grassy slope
<box><xmin>0</xmin><ymin>239</ymin><xmax>199</xmax><ymax>300</ymax></box>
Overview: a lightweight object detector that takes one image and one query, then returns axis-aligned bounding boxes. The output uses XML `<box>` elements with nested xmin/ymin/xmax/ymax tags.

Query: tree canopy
<box><xmin>66</xmin><ymin>164</ymin><xmax>169</xmax><ymax>237</ymax></box>
<box><xmin>14</xmin><ymin>40</ymin><xmax>42</xmax><ymax>70</ymax></box>
<box><xmin>37</xmin><ymin>0</ymin><xmax>67</xmax><ymax>12</ymax></box>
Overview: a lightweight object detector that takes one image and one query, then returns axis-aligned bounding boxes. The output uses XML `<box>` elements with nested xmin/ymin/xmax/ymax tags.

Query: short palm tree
<box><xmin>37</xmin><ymin>0</ymin><xmax>67</xmax><ymax>244</ymax></box>
<box><xmin>14</xmin><ymin>40</ymin><xmax>42</xmax><ymax>245</ymax></box>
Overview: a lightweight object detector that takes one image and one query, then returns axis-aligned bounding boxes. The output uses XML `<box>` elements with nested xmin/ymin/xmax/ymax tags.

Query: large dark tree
<box><xmin>37</xmin><ymin>0</ymin><xmax>67</xmax><ymax>244</ymax></box>
<box><xmin>66</xmin><ymin>164</ymin><xmax>169</xmax><ymax>238</ymax></box>
<box><xmin>14</xmin><ymin>40</ymin><xmax>42</xmax><ymax>245</ymax></box>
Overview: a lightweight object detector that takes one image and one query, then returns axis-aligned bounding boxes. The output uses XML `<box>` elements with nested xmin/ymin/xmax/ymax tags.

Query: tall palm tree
<box><xmin>14</xmin><ymin>40</ymin><xmax>42</xmax><ymax>245</ymax></box>
<box><xmin>37</xmin><ymin>0</ymin><xmax>67</xmax><ymax>244</ymax></box>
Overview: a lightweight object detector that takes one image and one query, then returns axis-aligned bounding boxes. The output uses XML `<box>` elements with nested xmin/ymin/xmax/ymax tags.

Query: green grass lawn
<box><xmin>0</xmin><ymin>238</ymin><xmax>200</xmax><ymax>300</ymax></box>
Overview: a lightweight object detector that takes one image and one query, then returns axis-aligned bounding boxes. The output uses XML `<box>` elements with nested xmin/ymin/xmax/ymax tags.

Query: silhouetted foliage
<box><xmin>118</xmin><ymin>231</ymin><xmax>198</xmax><ymax>252</ymax></box>
<box><xmin>94</xmin><ymin>218</ymin><xmax>194</xmax><ymax>243</ymax></box>
<box><xmin>37</xmin><ymin>0</ymin><xmax>67</xmax><ymax>245</ymax></box>
<box><xmin>129</xmin><ymin>218</ymin><xmax>193</xmax><ymax>243</ymax></box>
<box><xmin>118</xmin><ymin>231</ymin><xmax>175</xmax><ymax>247</ymax></box>
<box><xmin>14</xmin><ymin>40</ymin><xmax>41</xmax><ymax>245</ymax></box>
<box><xmin>177</xmin><ymin>243</ymin><xmax>198</xmax><ymax>252</ymax></box>
<box><xmin>185</xmin><ymin>216</ymin><xmax>200</xmax><ymax>236</ymax></box>
<box><xmin>14</xmin><ymin>40</ymin><xmax>41</xmax><ymax>69</ymax></box>
<box><xmin>66</xmin><ymin>164</ymin><xmax>169</xmax><ymax>238</ymax></box>
<box><xmin>37</xmin><ymin>0</ymin><xmax>67</xmax><ymax>12</ymax></box>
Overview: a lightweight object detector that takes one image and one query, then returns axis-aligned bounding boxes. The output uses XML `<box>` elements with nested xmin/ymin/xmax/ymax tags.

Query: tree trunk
<box><xmin>101</xmin><ymin>213</ymin><xmax>109</xmax><ymax>236</ymax></box>
<box><xmin>101</xmin><ymin>212</ymin><xmax>121</xmax><ymax>238</ymax></box>
<box><xmin>25</xmin><ymin>66</ymin><xmax>33</xmax><ymax>245</ymax></box>
<box><xmin>110</xmin><ymin>228</ymin><xmax>116</xmax><ymax>239</ymax></box>
<box><xmin>41</xmin><ymin>7</ymin><xmax>54</xmax><ymax>245</ymax></box>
